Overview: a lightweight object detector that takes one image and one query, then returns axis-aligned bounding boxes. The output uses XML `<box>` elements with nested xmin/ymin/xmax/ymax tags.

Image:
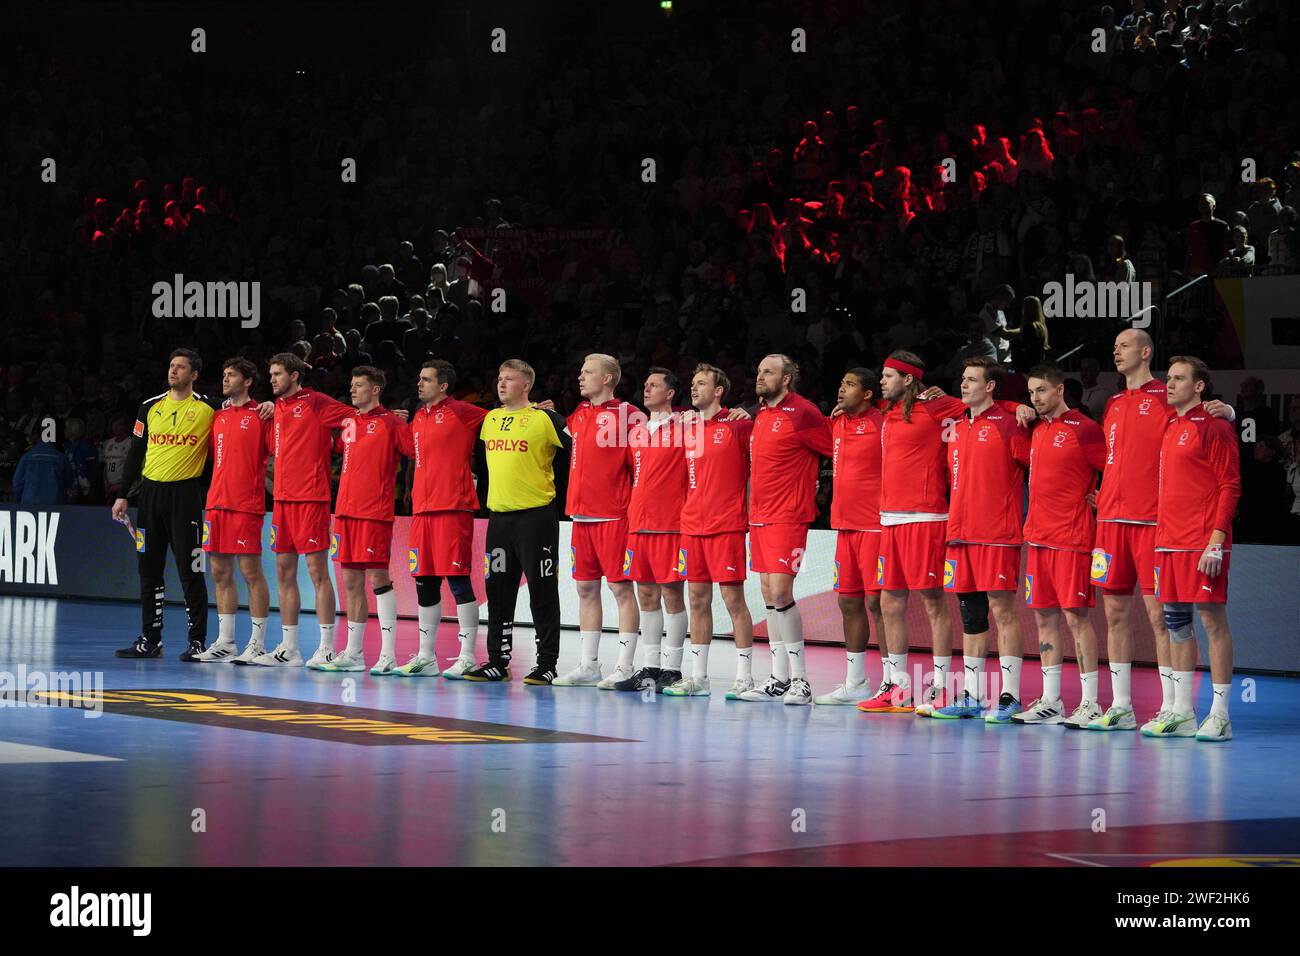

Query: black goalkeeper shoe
<box><xmin>115</xmin><ymin>635</ymin><xmax>162</xmax><ymax>659</ymax></box>
<box><xmin>179</xmin><ymin>639</ymin><xmax>206</xmax><ymax>662</ymax></box>
<box><xmin>463</xmin><ymin>662</ymin><xmax>511</xmax><ymax>682</ymax></box>
<box><xmin>614</xmin><ymin>666</ymin><xmax>661</xmax><ymax>692</ymax></box>
<box><xmin>654</xmin><ymin>669</ymin><xmax>683</xmax><ymax>694</ymax></box>
<box><xmin>524</xmin><ymin>665</ymin><xmax>558</xmax><ymax>686</ymax></box>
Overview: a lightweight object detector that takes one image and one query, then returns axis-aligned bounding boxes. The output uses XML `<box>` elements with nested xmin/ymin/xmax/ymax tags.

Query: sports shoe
<box><xmin>1087</xmin><ymin>704</ymin><xmax>1136</xmax><ymax>731</ymax></box>
<box><xmin>248</xmin><ymin>644</ymin><xmax>303</xmax><ymax>667</ymax></box>
<box><xmin>393</xmin><ymin>653</ymin><xmax>440</xmax><ymax>677</ymax></box>
<box><xmin>1139</xmin><ymin>710</ymin><xmax>1198</xmax><ymax>738</ymax></box>
<box><xmin>1063</xmin><ymin>700</ymin><xmax>1102</xmax><ymax>729</ymax></box>
<box><xmin>984</xmin><ymin>692</ymin><xmax>1022</xmax><ymax>724</ymax></box>
<box><xmin>319</xmin><ymin>649</ymin><xmax>366</xmax><ymax>672</ymax></box>
<box><xmin>1139</xmin><ymin>709</ymin><xmax>1172</xmax><ymax>735</ymax></box>
<box><xmin>783</xmin><ymin>677</ymin><xmax>813</xmax><ymax>706</ymax></box>
<box><xmin>179</xmin><ymin>639</ymin><xmax>207</xmax><ymax>662</ymax></box>
<box><xmin>1195</xmin><ymin>714</ymin><xmax>1232</xmax><ymax>742</ymax></box>
<box><xmin>914</xmin><ymin>680</ymin><xmax>949</xmax><ymax>717</ymax></box>
<box><xmin>463</xmin><ymin>662</ymin><xmax>510</xmax><ymax>682</ymax></box>
<box><xmin>1012</xmin><ymin>697</ymin><xmax>1066</xmax><ymax>725</ymax></box>
<box><xmin>613</xmin><ymin>666</ymin><xmax>660</xmax><ymax>691</ymax></box>
<box><xmin>814</xmin><ymin>681</ymin><xmax>873</xmax><ymax>705</ymax></box>
<box><xmin>553</xmin><ymin>663</ymin><xmax>602</xmax><ymax>687</ymax></box>
<box><xmin>663</xmin><ymin>676</ymin><xmax>710</xmax><ymax>696</ymax></box>
<box><xmin>369</xmin><ymin>654</ymin><xmax>398</xmax><ymax>676</ymax></box>
<box><xmin>597</xmin><ymin>664</ymin><xmax>636</xmax><ymax>690</ymax></box>
<box><xmin>737</xmin><ymin>675</ymin><xmax>791</xmax><ymax>702</ymax></box>
<box><xmin>194</xmin><ymin>638</ymin><xmax>238</xmax><ymax>663</ymax></box>
<box><xmin>524</xmin><ymin>665</ymin><xmax>558</xmax><ymax>686</ymax></box>
<box><xmin>441</xmin><ymin>656</ymin><xmax>477</xmax><ymax>679</ymax></box>
<box><xmin>933</xmin><ymin>690</ymin><xmax>985</xmax><ymax>719</ymax></box>
<box><xmin>115</xmin><ymin>635</ymin><xmax>162</xmax><ymax>659</ymax></box>
<box><xmin>231</xmin><ymin>640</ymin><xmax>266</xmax><ymax>665</ymax></box>
<box><xmin>856</xmin><ymin>681</ymin><xmax>913</xmax><ymax>713</ymax></box>
<box><xmin>724</xmin><ymin>674</ymin><xmax>755</xmax><ymax>699</ymax></box>
<box><xmin>304</xmin><ymin>646</ymin><xmax>336</xmax><ymax>670</ymax></box>
<box><xmin>654</xmin><ymin>669</ymin><xmax>683</xmax><ymax>694</ymax></box>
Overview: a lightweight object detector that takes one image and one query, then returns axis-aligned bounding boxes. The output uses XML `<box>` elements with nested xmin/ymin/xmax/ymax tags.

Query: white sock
<box><xmin>280</xmin><ymin>624</ymin><xmax>299</xmax><ymax>651</ymax></box>
<box><xmin>417</xmin><ymin>601</ymin><xmax>440</xmax><ymax>657</ymax></box>
<box><xmin>690</xmin><ymin>642</ymin><xmax>710</xmax><ymax>681</ymax></box>
<box><xmin>217</xmin><ymin>613</ymin><xmax>235</xmax><ymax>644</ymax></box>
<box><xmin>881</xmin><ymin>653</ymin><xmax>894</xmax><ymax>684</ymax></box>
<box><xmin>766</xmin><ymin>606</ymin><xmax>790</xmax><ymax>681</ymax></box>
<box><xmin>580</xmin><ymin>630</ymin><xmax>600</xmax><ymax>667</ymax></box>
<box><xmin>776</xmin><ymin>603</ymin><xmax>805</xmax><ymax>677</ymax></box>
<box><xmin>640</xmin><ymin>608</ymin><xmax>664</xmax><ymax>668</ymax></box>
<box><xmin>377</xmin><ymin>588</ymin><xmax>398</xmax><ymax>658</ymax></box>
<box><xmin>963</xmin><ymin>655</ymin><xmax>982</xmax><ymax>697</ymax></box>
<box><xmin>249</xmin><ymin>616</ymin><xmax>268</xmax><ymax>649</ymax></box>
<box><xmin>736</xmin><ymin>646</ymin><xmax>753</xmax><ymax>680</ymax></box>
<box><xmin>1173</xmin><ymin>670</ymin><xmax>1195</xmax><ymax>716</ymax></box>
<box><xmin>663</xmin><ymin>614</ymin><xmax>687</xmax><ymax>670</ymax></box>
<box><xmin>932</xmin><ymin>655</ymin><xmax>951</xmax><ymax>693</ymax></box>
<box><xmin>346</xmin><ymin>620</ymin><xmax>365</xmax><ymax>655</ymax></box>
<box><xmin>846</xmin><ymin>652</ymin><xmax>866</xmax><ymax>687</ymax></box>
<box><xmin>318</xmin><ymin>621</ymin><xmax>336</xmax><ymax>655</ymax></box>
<box><xmin>617</xmin><ymin>631</ymin><xmax>638</xmax><ymax>671</ymax></box>
<box><xmin>1159</xmin><ymin>666</ymin><xmax>1175</xmax><ymax>711</ymax></box>
<box><xmin>457</xmin><ymin>601</ymin><xmax>479</xmax><ymax>660</ymax></box>
<box><xmin>786</xmin><ymin>641</ymin><xmax>806</xmax><ymax>679</ymax></box>
<box><xmin>1110</xmin><ymin>661</ymin><xmax>1132</xmax><ymax>708</ymax></box>
<box><xmin>888</xmin><ymin>653</ymin><xmax>908</xmax><ymax>688</ymax></box>
<box><xmin>1080</xmin><ymin>670</ymin><xmax>1098</xmax><ymax>705</ymax></box>
<box><xmin>1043</xmin><ymin>663</ymin><xmax>1062</xmax><ymax>701</ymax></box>
<box><xmin>999</xmin><ymin>656</ymin><xmax>1022</xmax><ymax>700</ymax></box>
<box><xmin>1211</xmin><ymin>682</ymin><xmax>1231</xmax><ymax>719</ymax></box>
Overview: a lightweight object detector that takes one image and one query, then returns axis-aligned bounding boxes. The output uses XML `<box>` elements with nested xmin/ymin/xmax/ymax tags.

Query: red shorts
<box><xmin>834</xmin><ymin>529</ymin><xmax>883</xmax><ymax>596</ymax></box>
<box><xmin>570</xmin><ymin>518</ymin><xmax>631</xmax><ymax>582</ymax></box>
<box><xmin>1025</xmin><ymin>545</ymin><xmax>1095</xmax><ymax>609</ymax></box>
<box><xmin>1091</xmin><ymin>521</ymin><xmax>1157</xmax><ymax>595</ymax></box>
<box><xmin>748</xmin><ymin>523</ymin><xmax>809</xmax><ymax>575</ymax></box>
<box><xmin>409</xmin><ymin>511</ymin><xmax>474</xmax><ymax>576</ymax></box>
<box><xmin>203</xmin><ymin>509</ymin><xmax>263</xmax><ymax>554</ymax></box>
<box><xmin>625</xmin><ymin>532</ymin><xmax>681</xmax><ymax>585</ymax></box>
<box><xmin>1153</xmin><ymin>550</ymin><xmax>1231</xmax><ymax>604</ymax></box>
<box><xmin>679</xmin><ymin>531</ymin><xmax>746</xmax><ymax>585</ymax></box>
<box><xmin>271</xmin><ymin>500</ymin><xmax>331</xmax><ymax>554</ymax></box>
<box><xmin>879</xmin><ymin>521</ymin><xmax>947</xmax><ymax>591</ymax></box>
<box><xmin>944</xmin><ymin>543</ymin><xmax>1021</xmax><ymax>592</ymax></box>
<box><xmin>331</xmin><ymin>516</ymin><xmax>393</xmax><ymax>569</ymax></box>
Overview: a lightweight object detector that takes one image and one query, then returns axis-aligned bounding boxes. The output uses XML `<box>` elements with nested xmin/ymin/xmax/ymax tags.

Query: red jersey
<box><xmin>831</xmin><ymin>406</ymin><xmax>884</xmax><ymax>531</ymax></box>
<box><xmin>206</xmin><ymin>400</ymin><xmax>271</xmax><ymax>514</ymax></box>
<box><xmin>335</xmin><ymin>407</ymin><xmax>416</xmax><ymax>521</ymax></box>
<box><xmin>627</xmin><ymin>416</ymin><xmax>688</xmax><ymax>532</ymax></box>
<box><xmin>410</xmin><ymin>398</ymin><xmax>487</xmax><ymax>513</ymax></box>
<box><xmin>880</xmin><ymin>394</ymin><xmax>965</xmax><ymax>521</ymax></box>
<box><xmin>681</xmin><ymin>412</ymin><xmax>753</xmax><ymax>535</ymax></box>
<box><xmin>1097</xmin><ymin>378</ymin><xmax>1169</xmax><ymax>524</ymax></box>
<box><xmin>749</xmin><ymin>392</ymin><xmax>833</xmax><ymax>525</ymax></box>
<box><xmin>945</xmin><ymin>404</ymin><xmax>1031</xmax><ymax>546</ymax></box>
<box><xmin>1156</xmin><ymin>405</ymin><xmax>1241</xmax><ymax>551</ymax></box>
<box><xmin>1023</xmin><ymin>409</ymin><xmax>1106</xmax><ymax>552</ymax></box>
<box><xmin>566</xmin><ymin>399</ymin><xmax>634</xmax><ymax>519</ymax></box>
<box><xmin>270</xmin><ymin>388</ymin><xmax>354</xmax><ymax>502</ymax></box>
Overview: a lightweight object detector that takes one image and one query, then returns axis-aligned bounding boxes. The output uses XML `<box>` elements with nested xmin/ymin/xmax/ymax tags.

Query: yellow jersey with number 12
<box><xmin>480</xmin><ymin>406</ymin><xmax>566</xmax><ymax>512</ymax></box>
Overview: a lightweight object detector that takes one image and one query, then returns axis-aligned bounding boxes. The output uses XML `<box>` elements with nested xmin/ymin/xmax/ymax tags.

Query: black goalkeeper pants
<box><xmin>484</xmin><ymin>504</ymin><xmax>561</xmax><ymax>670</ymax></box>
<box><xmin>136</xmin><ymin>476</ymin><xmax>208</xmax><ymax>643</ymax></box>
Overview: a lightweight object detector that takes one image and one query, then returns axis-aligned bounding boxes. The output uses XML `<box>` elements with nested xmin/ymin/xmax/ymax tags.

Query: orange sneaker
<box><xmin>856</xmin><ymin>681</ymin><xmax>915</xmax><ymax>713</ymax></box>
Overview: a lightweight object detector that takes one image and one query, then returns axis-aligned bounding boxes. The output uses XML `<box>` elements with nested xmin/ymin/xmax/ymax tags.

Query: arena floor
<box><xmin>2</xmin><ymin>596</ymin><xmax>1297</xmax><ymax>867</ymax></box>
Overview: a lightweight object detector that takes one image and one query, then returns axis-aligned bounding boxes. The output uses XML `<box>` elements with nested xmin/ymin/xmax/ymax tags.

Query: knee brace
<box><xmin>447</xmin><ymin>574</ymin><xmax>476</xmax><ymax>604</ymax></box>
<box><xmin>1163</xmin><ymin>602</ymin><xmax>1195</xmax><ymax>643</ymax></box>
<box><xmin>414</xmin><ymin>575</ymin><xmax>443</xmax><ymax>607</ymax></box>
<box><xmin>958</xmin><ymin>591</ymin><xmax>990</xmax><ymax>635</ymax></box>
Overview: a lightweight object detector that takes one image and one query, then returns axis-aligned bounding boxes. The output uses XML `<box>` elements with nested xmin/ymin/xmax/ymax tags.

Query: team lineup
<box><xmin>108</xmin><ymin>328</ymin><xmax>1242</xmax><ymax>741</ymax></box>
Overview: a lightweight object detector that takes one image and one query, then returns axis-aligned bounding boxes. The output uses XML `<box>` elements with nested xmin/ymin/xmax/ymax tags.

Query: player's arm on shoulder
<box><xmin>1202</xmin><ymin>399</ymin><xmax>1234</xmax><ymax>422</ymax></box>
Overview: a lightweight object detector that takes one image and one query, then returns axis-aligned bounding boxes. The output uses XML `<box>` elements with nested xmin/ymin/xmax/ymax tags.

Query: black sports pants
<box><xmin>136</xmin><ymin>476</ymin><xmax>209</xmax><ymax>643</ymax></box>
<box><xmin>484</xmin><ymin>504</ymin><xmax>561</xmax><ymax>669</ymax></box>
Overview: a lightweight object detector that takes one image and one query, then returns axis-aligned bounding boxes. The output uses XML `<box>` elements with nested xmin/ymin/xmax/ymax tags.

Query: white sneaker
<box><xmin>783</xmin><ymin>677</ymin><xmax>813</xmax><ymax>706</ymax></box>
<box><xmin>553</xmin><ymin>663</ymin><xmax>603</xmax><ymax>687</ymax></box>
<box><xmin>724</xmin><ymin>675</ymin><xmax>755</xmax><ymax>700</ymax></box>
<box><xmin>304</xmin><ymin>646</ymin><xmax>337</xmax><ymax>670</ymax></box>
<box><xmin>195</xmin><ymin>638</ymin><xmax>239</xmax><ymax>662</ymax></box>
<box><xmin>597</xmin><ymin>664</ymin><xmax>636</xmax><ymax>690</ymax></box>
<box><xmin>1012</xmin><ymin>697</ymin><xmax>1067</xmax><ymax>724</ymax></box>
<box><xmin>1139</xmin><ymin>709</ymin><xmax>1173</xmax><ymax>735</ymax></box>
<box><xmin>1140</xmin><ymin>709</ymin><xmax>1198</xmax><ymax>738</ymax></box>
<box><xmin>441</xmin><ymin>656</ymin><xmax>477</xmax><ymax>679</ymax></box>
<box><xmin>737</xmin><ymin>676</ymin><xmax>791</xmax><ymax>702</ymax></box>
<box><xmin>1087</xmin><ymin>704</ymin><xmax>1137</xmax><ymax>731</ymax></box>
<box><xmin>913</xmin><ymin>679</ymin><xmax>943</xmax><ymax>717</ymax></box>
<box><xmin>369</xmin><ymin>654</ymin><xmax>398</xmax><ymax>676</ymax></box>
<box><xmin>1195</xmin><ymin>713</ymin><xmax>1233</xmax><ymax>742</ymax></box>
<box><xmin>394</xmin><ymin>653</ymin><xmax>441</xmax><ymax>677</ymax></box>
<box><xmin>231</xmin><ymin>640</ymin><xmax>266</xmax><ymax>665</ymax></box>
<box><xmin>814</xmin><ymin>680</ymin><xmax>873</xmax><ymax>705</ymax></box>
<box><xmin>1063</xmin><ymin>700</ymin><xmax>1102</xmax><ymax>729</ymax></box>
<box><xmin>320</xmin><ymin>649</ymin><xmax>366</xmax><ymax>672</ymax></box>
<box><xmin>248</xmin><ymin>644</ymin><xmax>303</xmax><ymax>667</ymax></box>
<box><xmin>663</xmin><ymin>676</ymin><xmax>710</xmax><ymax>697</ymax></box>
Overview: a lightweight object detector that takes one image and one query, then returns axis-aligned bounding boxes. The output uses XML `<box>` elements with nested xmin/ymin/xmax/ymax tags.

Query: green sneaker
<box><xmin>1087</xmin><ymin>704</ymin><xmax>1136</xmax><ymax>731</ymax></box>
<box><xmin>1140</xmin><ymin>710</ymin><xmax>1198</xmax><ymax>738</ymax></box>
<box><xmin>393</xmin><ymin>653</ymin><xmax>441</xmax><ymax>677</ymax></box>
